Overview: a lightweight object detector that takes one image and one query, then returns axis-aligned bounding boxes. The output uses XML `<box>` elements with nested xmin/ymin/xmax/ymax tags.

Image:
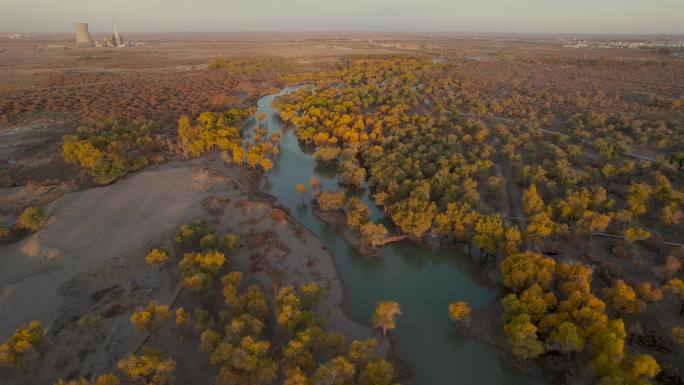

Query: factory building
<box><xmin>97</xmin><ymin>19</ymin><xmax>129</xmax><ymax>48</ymax></box>
<box><xmin>73</xmin><ymin>23</ymin><xmax>93</xmax><ymax>47</ymax></box>
<box><xmin>74</xmin><ymin>20</ymin><xmax>131</xmax><ymax>48</ymax></box>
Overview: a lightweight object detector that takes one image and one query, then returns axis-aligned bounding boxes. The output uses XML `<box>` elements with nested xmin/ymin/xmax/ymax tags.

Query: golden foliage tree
<box><xmin>372</xmin><ymin>300</ymin><xmax>401</xmax><ymax>336</ymax></box>
<box><xmin>359</xmin><ymin>222</ymin><xmax>388</xmax><ymax>249</ymax></box>
<box><xmin>603</xmin><ymin>280</ymin><xmax>646</xmax><ymax>316</ymax></box>
<box><xmin>316</xmin><ymin>190</ymin><xmax>346</xmax><ymax>211</ymax></box>
<box><xmin>117</xmin><ymin>347</ymin><xmax>176</xmax><ymax>385</ymax></box>
<box><xmin>130</xmin><ymin>301</ymin><xmax>173</xmax><ymax>333</ymax></box>
<box><xmin>500</xmin><ymin>251</ymin><xmax>556</xmax><ymax>292</ymax></box>
<box><xmin>0</xmin><ymin>320</ymin><xmax>43</xmax><ymax>368</ymax></box>
<box><xmin>522</xmin><ymin>184</ymin><xmax>545</xmax><ymax>215</ymax></box>
<box><xmin>448</xmin><ymin>302</ymin><xmax>471</xmax><ymax>324</ymax></box>
<box><xmin>177</xmin><ymin>251</ymin><xmax>226</xmax><ymax>291</ymax></box>
<box><xmin>146</xmin><ymin>248</ymin><xmax>169</xmax><ymax>268</ymax></box>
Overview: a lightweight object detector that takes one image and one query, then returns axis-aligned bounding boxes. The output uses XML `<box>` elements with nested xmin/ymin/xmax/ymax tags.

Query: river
<box><xmin>250</xmin><ymin>86</ymin><xmax>545</xmax><ymax>385</ymax></box>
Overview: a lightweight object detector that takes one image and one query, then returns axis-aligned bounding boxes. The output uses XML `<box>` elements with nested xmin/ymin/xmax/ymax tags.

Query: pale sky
<box><xmin>3</xmin><ymin>0</ymin><xmax>683</xmax><ymax>35</ymax></box>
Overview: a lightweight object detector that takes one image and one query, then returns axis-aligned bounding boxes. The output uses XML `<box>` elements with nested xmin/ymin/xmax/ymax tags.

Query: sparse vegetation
<box><xmin>62</xmin><ymin>122</ymin><xmax>162</xmax><ymax>184</ymax></box>
<box><xmin>18</xmin><ymin>206</ymin><xmax>47</xmax><ymax>232</ymax></box>
<box><xmin>0</xmin><ymin>320</ymin><xmax>43</xmax><ymax>368</ymax></box>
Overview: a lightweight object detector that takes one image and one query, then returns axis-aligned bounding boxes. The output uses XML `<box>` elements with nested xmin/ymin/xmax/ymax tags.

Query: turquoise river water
<box><xmin>250</xmin><ymin>86</ymin><xmax>546</xmax><ymax>385</ymax></box>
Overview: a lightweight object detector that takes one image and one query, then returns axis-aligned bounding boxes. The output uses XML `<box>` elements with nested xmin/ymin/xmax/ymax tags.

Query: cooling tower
<box><xmin>74</xmin><ymin>23</ymin><xmax>93</xmax><ymax>47</ymax></box>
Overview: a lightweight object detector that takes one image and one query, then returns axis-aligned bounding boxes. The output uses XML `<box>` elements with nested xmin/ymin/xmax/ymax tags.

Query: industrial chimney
<box><xmin>74</xmin><ymin>23</ymin><xmax>93</xmax><ymax>47</ymax></box>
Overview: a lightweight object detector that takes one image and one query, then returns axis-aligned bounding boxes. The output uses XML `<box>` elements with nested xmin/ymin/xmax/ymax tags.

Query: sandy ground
<box><xmin>0</xmin><ymin>155</ymin><xmax>381</xmax><ymax>384</ymax></box>
<box><xmin>0</xmin><ymin>182</ymin><xmax>76</xmax><ymax>216</ymax></box>
<box><xmin>0</xmin><ymin>121</ymin><xmax>77</xmax><ymax>187</ymax></box>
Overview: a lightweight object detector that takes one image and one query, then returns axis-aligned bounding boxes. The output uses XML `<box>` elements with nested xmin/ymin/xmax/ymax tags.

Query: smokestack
<box><xmin>113</xmin><ymin>19</ymin><xmax>119</xmax><ymax>42</ymax></box>
<box><xmin>74</xmin><ymin>23</ymin><xmax>93</xmax><ymax>47</ymax></box>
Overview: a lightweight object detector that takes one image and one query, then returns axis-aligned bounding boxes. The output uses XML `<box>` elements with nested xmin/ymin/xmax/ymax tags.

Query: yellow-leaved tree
<box><xmin>372</xmin><ymin>300</ymin><xmax>401</xmax><ymax>336</ymax></box>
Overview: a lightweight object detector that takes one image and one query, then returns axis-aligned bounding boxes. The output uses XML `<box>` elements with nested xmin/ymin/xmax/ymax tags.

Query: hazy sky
<box><xmin>3</xmin><ymin>0</ymin><xmax>684</xmax><ymax>35</ymax></box>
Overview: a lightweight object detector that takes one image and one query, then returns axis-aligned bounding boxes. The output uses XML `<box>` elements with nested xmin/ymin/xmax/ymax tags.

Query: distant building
<box><xmin>8</xmin><ymin>33</ymin><xmax>39</xmax><ymax>40</ymax></box>
<box><xmin>74</xmin><ymin>23</ymin><xmax>93</xmax><ymax>47</ymax></box>
<box><xmin>75</xmin><ymin>20</ymin><xmax>132</xmax><ymax>48</ymax></box>
<box><xmin>561</xmin><ymin>37</ymin><xmax>684</xmax><ymax>50</ymax></box>
<box><xmin>100</xmin><ymin>19</ymin><xmax>129</xmax><ymax>48</ymax></box>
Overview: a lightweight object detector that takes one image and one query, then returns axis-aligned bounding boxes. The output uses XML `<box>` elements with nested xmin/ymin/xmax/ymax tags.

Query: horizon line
<box><xmin>4</xmin><ymin>30</ymin><xmax>684</xmax><ymax>37</ymax></box>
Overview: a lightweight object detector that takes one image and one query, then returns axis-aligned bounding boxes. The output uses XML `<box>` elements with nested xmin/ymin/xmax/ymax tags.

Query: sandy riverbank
<box><xmin>0</xmin><ymin>155</ymin><xmax>386</xmax><ymax>384</ymax></box>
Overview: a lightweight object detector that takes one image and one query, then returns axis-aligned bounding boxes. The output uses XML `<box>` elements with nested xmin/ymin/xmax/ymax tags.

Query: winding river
<box><xmin>250</xmin><ymin>86</ymin><xmax>545</xmax><ymax>385</ymax></box>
